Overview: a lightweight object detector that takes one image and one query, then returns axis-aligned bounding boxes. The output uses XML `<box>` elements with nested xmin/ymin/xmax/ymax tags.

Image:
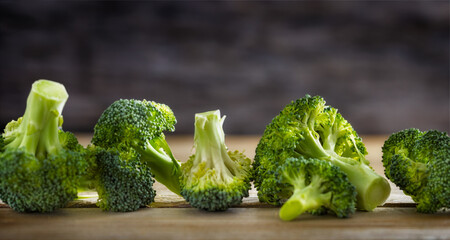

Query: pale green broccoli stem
<box><xmin>296</xmin><ymin>130</ymin><xmax>329</xmax><ymax>159</ymax></box>
<box><xmin>279</xmin><ymin>175</ymin><xmax>331</xmax><ymax>221</ymax></box>
<box><xmin>192</xmin><ymin>110</ymin><xmax>238</xmax><ymax>182</ymax></box>
<box><xmin>295</xmin><ymin>129</ymin><xmax>391</xmax><ymax>211</ymax></box>
<box><xmin>140</xmin><ymin>136</ymin><xmax>181</xmax><ymax>195</ymax></box>
<box><xmin>4</xmin><ymin>80</ymin><xmax>68</xmax><ymax>159</ymax></box>
<box><xmin>331</xmin><ymin>160</ymin><xmax>390</xmax><ymax>211</ymax></box>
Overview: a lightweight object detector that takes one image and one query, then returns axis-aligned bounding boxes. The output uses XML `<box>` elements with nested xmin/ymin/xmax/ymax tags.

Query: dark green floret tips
<box><xmin>180</xmin><ymin>110</ymin><xmax>252</xmax><ymax>211</ymax></box>
<box><xmin>382</xmin><ymin>128</ymin><xmax>449</xmax><ymax>213</ymax></box>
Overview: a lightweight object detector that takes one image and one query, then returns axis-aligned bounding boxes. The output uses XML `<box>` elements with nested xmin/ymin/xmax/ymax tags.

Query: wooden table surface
<box><xmin>0</xmin><ymin>134</ymin><xmax>449</xmax><ymax>240</ymax></box>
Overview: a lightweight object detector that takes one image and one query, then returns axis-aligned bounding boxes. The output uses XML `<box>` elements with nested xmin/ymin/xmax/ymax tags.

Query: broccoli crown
<box><xmin>91</xmin><ymin>147</ymin><xmax>156</xmax><ymax>212</ymax></box>
<box><xmin>92</xmin><ymin>99</ymin><xmax>175</xmax><ymax>149</ymax></box>
<box><xmin>276</xmin><ymin>157</ymin><xmax>356</xmax><ymax>221</ymax></box>
<box><xmin>382</xmin><ymin>128</ymin><xmax>449</xmax><ymax>213</ymax></box>
<box><xmin>91</xmin><ymin>99</ymin><xmax>181</xmax><ymax>195</ymax></box>
<box><xmin>180</xmin><ymin>110</ymin><xmax>252</xmax><ymax>211</ymax></box>
<box><xmin>253</xmin><ymin>95</ymin><xmax>390</xmax><ymax>211</ymax></box>
<box><xmin>0</xmin><ymin>80</ymin><xmax>87</xmax><ymax>212</ymax></box>
<box><xmin>0</xmin><ymin>148</ymin><xmax>85</xmax><ymax>212</ymax></box>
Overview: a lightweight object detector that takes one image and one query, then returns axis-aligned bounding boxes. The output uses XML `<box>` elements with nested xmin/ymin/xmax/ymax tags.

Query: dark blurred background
<box><xmin>0</xmin><ymin>1</ymin><xmax>448</xmax><ymax>135</ymax></box>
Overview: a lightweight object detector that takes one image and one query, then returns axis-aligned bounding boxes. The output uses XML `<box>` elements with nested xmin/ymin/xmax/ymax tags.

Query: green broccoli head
<box><xmin>276</xmin><ymin>157</ymin><xmax>356</xmax><ymax>221</ymax></box>
<box><xmin>92</xmin><ymin>99</ymin><xmax>175</xmax><ymax>149</ymax></box>
<box><xmin>382</xmin><ymin>129</ymin><xmax>449</xmax><ymax>213</ymax></box>
<box><xmin>90</xmin><ymin>147</ymin><xmax>156</xmax><ymax>212</ymax></box>
<box><xmin>0</xmin><ymin>80</ymin><xmax>87</xmax><ymax>212</ymax></box>
<box><xmin>382</xmin><ymin>128</ymin><xmax>422</xmax><ymax>181</ymax></box>
<box><xmin>180</xmin><ymin>110</ymin><xmax>252</xmax><ymax>211</ymax></box>
<box><xmin>254</xmin><ymin>95</ymin><xmax>390</xmax><ymax>211</ymax></box>
<box><xmin>0</xmin><ymin>148</ymin><xmax>85</xmax><ymax>212</ymax></box>
<box><xmin>92</xmin><ymin>99</ymin><xmax>181</xmax><ymax>195</ymax></box>
<box><xmin>151</xmin><ymin>102</ymin><xmax>177</xmax><ymax>131</ymax></box>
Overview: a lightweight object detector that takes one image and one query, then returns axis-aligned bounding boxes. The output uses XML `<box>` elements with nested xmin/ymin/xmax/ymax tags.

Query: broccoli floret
<box><xmin>254</xmin><ymin>95</ymin><xmax>391</xmax><ymax>211</ymax></box>
<box><xmin>382</xmin><ymin>128</ymin><xmax>449</xmax><ymax>213</ymax></box>
<box><xmin>88</xmin><ymin>146</ymin><xmax>156</xmax><ymax>212</ymax></box>
<box><xmin>59</xmin><ymin>130</ymin><xmax>85</xmax><ymax>152</ymax></box>
<box><xmin>91</xmin><ymin>99</ymin><xmax>181</xmax><ymax>195</ymax></box>
<box><xmin>180</xmin><ymin>110</ymin><xmax>252</xmax><ymax>211</ymax></box>
<box><xmin>276</xmin><ymin>157</ymin><xmax>356</xmax><ymax>221</ymax></box>
<box><xmin>0</xmin><ymin>80</ymin><xmax>87</xmax><ymax>212</ymax></box>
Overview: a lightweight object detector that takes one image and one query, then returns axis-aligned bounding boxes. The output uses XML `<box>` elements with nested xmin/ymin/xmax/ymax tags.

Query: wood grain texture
<box><xmin>0</xmin><ymin>208</ymin><xmax>448</xmax><ymax>240</ymax></box>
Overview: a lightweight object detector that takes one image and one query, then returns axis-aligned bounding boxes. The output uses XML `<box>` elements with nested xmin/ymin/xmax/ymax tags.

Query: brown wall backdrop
<box><xmin>0</xmin><ymin>2</ymin><xmax>448</xmax><ymax>135</ymax></box>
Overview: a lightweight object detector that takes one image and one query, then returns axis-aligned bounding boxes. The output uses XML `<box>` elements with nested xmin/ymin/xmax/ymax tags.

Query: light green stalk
<box><xmin>4</xmin><ymin>80</ymin><xmax>68</xmax><ymax>159</ymax></box>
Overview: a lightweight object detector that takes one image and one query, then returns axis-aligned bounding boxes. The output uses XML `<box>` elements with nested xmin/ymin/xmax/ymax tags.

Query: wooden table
<box><xmin>0</xmin><ymin>135</ymin><xmax>449</xmax><ymax>240</ymax></box>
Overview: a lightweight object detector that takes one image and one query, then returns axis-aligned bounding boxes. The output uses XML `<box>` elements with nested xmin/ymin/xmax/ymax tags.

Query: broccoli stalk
<box><xmin>191</xmin><ymin>111</ymin><xmax>238</xmax><ymax>177</ymax></box>
<box><xmin>279</xmin><ymin>175</ymin><xmax>332</xmax><ymax>221</ymax></box>
<box><xmin>292</xmin><ymin>128</ymin><xmax>389</xmax><ymax>210</ymax></box>
<box><xmin>180</xmin><ymin>110</ymin><xmax>252</xmax><ymax>211</ymax></box>
<box><xmin>3</xmin><ymin>80</ymin><xmax>67</xmax><ymax>158</ymax></box>
<box><xmin>140</xmin><ymin>134</ymin><xmax>181</xmax><ymax>195</ymax></box>
<box><xmin>0</xmin><ymin>80</ymin><xmax>86</xmax><ymax>212</ymax></box>
<box><xmin>291</xmin><ymin>101</ymin><xmax>389</xmax><ymax>211</ymax></box>
<box><xmin>277</xmin><ymin>157</ymin><xmax>356</xmax><ymax>221</ymax></box>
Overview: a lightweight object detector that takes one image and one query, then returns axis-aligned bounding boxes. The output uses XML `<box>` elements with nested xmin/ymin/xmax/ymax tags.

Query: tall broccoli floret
<box><xmin>382</xmin><ymin>128</ymin><xmax>449</xmax><ymax>213</ymax></box>
<box><xmin>0</xmin><ymin>80</ymin><xmax>87</xmax><ymax>212</ymax></box>
<box><xmin>180</xmin><ymin>110</ymin><xmax>252</xmax><ymax>211</ymax></box>
<box><xmin>254</xmin><ymin>95</ymin><xmax>390</xmax><ymax>211</ymax></box>
<box><xmin>91</xmin><ymin>99</ymin><xmax>181</xmax><ymax>195</ymax></box>
<box><xmin>277</xmin><ymin>157</ymin><xmax>356</xmax><ymax>221</ymax></box>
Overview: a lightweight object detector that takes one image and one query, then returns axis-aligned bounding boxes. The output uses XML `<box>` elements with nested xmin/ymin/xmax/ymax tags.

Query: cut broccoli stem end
<box><xmin>294</xmin><ymin>134</ymin><xmax>391</xmax><ymax>211</ymax></box>
<box><xmin>279</xmin><ymin>185</ymin><xmax>331</xmax><ymax>221</ymax></box>
<box><xmin>334</xmin><ymin>160</ymin><xmax>391</xmax><ymax>211</ymax></box>
<box><xmin>140</xmin><ymin>139</ymin><xmax>181</xmax><ymax>195</ymax></box>
<box><xmin>4</xmin><ymin>80</ymin><xmax>68</xmax><ymax>159</ymax></box>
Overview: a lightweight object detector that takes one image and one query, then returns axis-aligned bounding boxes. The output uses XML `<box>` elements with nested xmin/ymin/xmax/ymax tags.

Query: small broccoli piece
<box><xmin>91</xmin><ymin>99</ymin><xmax>181</xmax><ymax>195</ymax></box>
<box><xmin>276</xmin><ymin>157</ymin><xmax>356</xmax><ymax>221</ymax></box>
<box><xmin>382</xmin><ymin>128</ymin><xmax>449</xmax><ymax>213</ymax></box>
<box><xmin>59</xmin><ymin>130</ymin><xmax>85</xmax><ymax>152</ymax></box>
<box><xmin>180</xmin><ymin>110</ymin><xmax>252</xmax><ymax>211</ymax></box>
<box><xmin>0</xmin><ymin>80</ymin><xmax>87</xmax><ymax>212</ymax></box>
<box><xmin>254</xmin><ymin>95</ymin><xmax>391</xmax><ymax>211</ymax></box>
<box><xmin>88</xmin><ymin>146</ymin><xmax>155</xmax><ymax>212</ymax></box>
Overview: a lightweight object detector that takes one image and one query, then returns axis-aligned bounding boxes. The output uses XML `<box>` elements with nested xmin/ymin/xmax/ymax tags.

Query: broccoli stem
<box><xmin>139</xmin><ymin>136</ymin><xmax>181</xmax><ymax>195</ymax></box>
<box><xmin>294</xmin><ymin>131</ymin><xmax>391</xmax><ymax>211</ymax></box>
<box><xmin>279</xmin><ymin>176</ymin><xmax>331</xmax><ymax>221</ymax></box>
<box><xmin>295</xmin><ymin>130</ymin><xmax>329</xmax><ymax>159</ymax></box>
<box><xmin>5</xmin><ymin>80</ymin><xmax>68</xmax><ymax>159</ymax></box>
<box><xmin>192</xmin><ymin>110</ymin><xmax>236</xmax><ymax>181</ymax></box>
<box><xmin>331</xmin><ymin>159</ymin><xmax>391</xmax><ymax>211</ymax></box>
